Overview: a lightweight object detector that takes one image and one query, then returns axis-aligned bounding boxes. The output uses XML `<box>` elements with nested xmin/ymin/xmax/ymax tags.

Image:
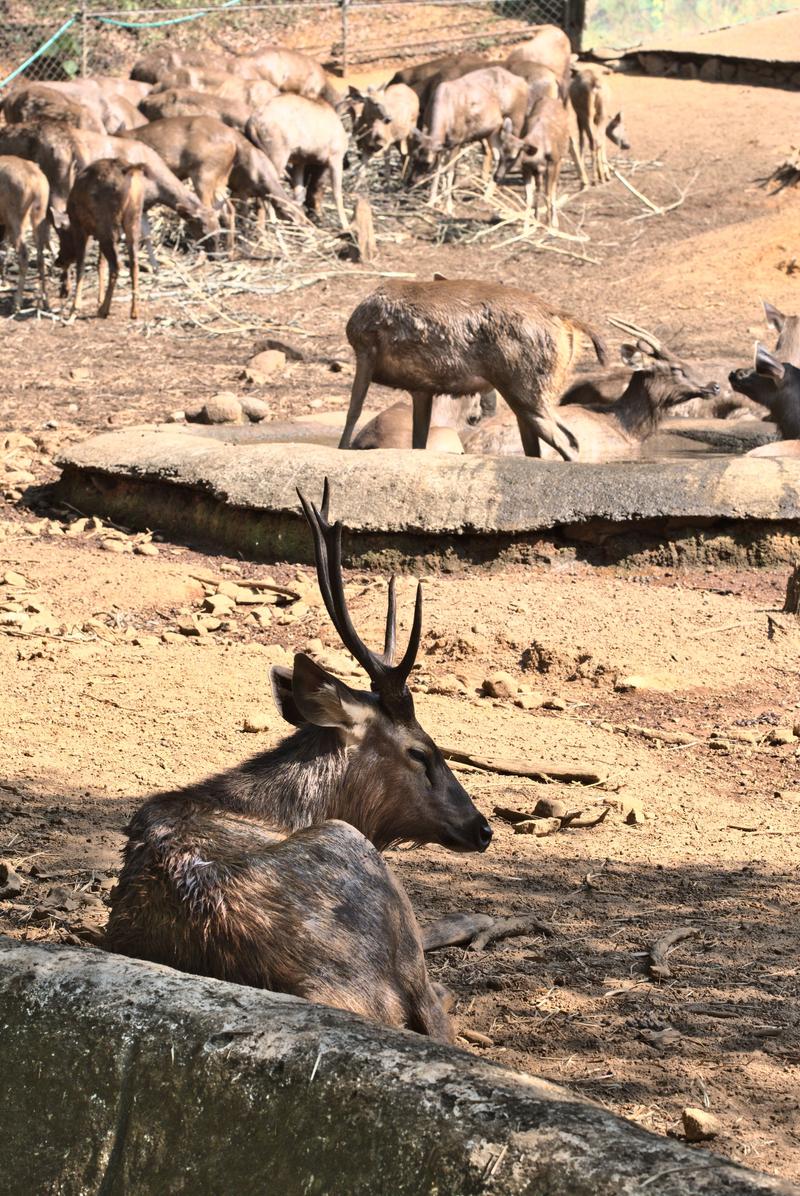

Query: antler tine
<box><xmin>383</xmin><ymin>577</ymin><xmax>397</xmax><ymax>665</ymax></box>
<box><xmin>393</xmin><ymin>580</ymin><xmax>423</xmax><ymax>687</ymax></box>
<box><xmin>297</xmin><ymin>486</ymin><xmax>381</xmax><ymax>682</ymax></box>
<box><xmin>608</xmin><ymin>316</ymin><xmax>664</xmax><ymax>352</ymax></box>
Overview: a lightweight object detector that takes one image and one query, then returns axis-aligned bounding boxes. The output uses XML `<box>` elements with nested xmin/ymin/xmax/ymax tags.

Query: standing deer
<box><xmin>0</xmin><ymin>156</ymin><xmax>50</xmax><ymax>312</ymax></box>
<box><xmin>56</xmin><ymin>158</ymin><xmax>146</xmax><ymax>319</ymax></box>
<box><xmin>338</xmin><ymin>278</ymin><xmax>606</xmax><ymax>459</ymax></box>
<box><xmin>105</xmin><ymin>483</ymin><xmax>491</xmax><ymax>1038</ymax></box>
<box><xmin>497</xmin><ymin>96</ymin><xmax>569</xmax><ymax>229</ymax></box>
<box><xmin>569</xmin><ymin>66</ymin><xmax>629</xmax><ymax>186</ymax></box>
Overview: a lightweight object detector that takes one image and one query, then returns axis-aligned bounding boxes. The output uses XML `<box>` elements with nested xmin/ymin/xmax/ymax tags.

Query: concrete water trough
<box><xmin>1</xmin><ymin>937</ymin><xmax>797</xmax><ymax>1196</ymax></box>
<box><xmin>55</xmin><ymin>419</ymin><xmax>800</xmax><ymax>567</ymax></box>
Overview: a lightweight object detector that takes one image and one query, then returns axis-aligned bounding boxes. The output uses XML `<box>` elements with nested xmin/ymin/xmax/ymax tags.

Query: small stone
<box><xmin>216</xmin><ymin>580</ymin><xmax>242</xmax><ymax>599</ymax></box>
<box><xmin>198</xmin><ymin>617</ymin><xmax>221</xmax><ymax>632</ymax></box>
<box><xmin>69</xmin><ymin>366</ymin><xmax>90</xmax><ymax>382</ymax></box>
<box><xmin>0</xmin><ymin>861</ymin><xmax>23</xmax><ymax>897</ymax></box>
<box><xmin>240</xmin><ymin>396</ymin><xmax>271</xmax><ymax>423</ymax></box>
<box><xmin>622</xmin><ymin>799</ymin><xmax>645</xmax><ymax>825</ymax></box>
<box><xmin>161</xmin><ymin>631</ymin><xmax>184</xmax><ymax>644</ymax></box>
<box><xmin>243</xmin><ymin>711</ymin><xmax>271</xmax><ymax>733</ymax></box>
<box><xmin>769</xmin><ymin>728</ymin><xmax>797</xmax><ymax>746</ymax></box>
<box><xmin>482</xmin><ymin>671</ymin><xmax>517</xmax><ymax>700</ymax></box>
<box><xmin>775</xmin><ymin>789</ymin><xmax>800</xmax><ymax>800</ymax></box>
<box><xmin>249</xmin><ymin>607</ymin><xmax>273</xmax><ymax>627</ymax></box>
<box><xmin>428</xmin><ymin>672</ymin><xmax>467</xmax><ymax>697</ymax></box>
<box><xmin>135</xmin><ymin>542</ymin><xmax>159</xmax><ymax>557</ymax></box>
<box><xmin>682</xmin><ymin>1107</ymin><xmax>721</xmax><ymax>1142</ymax></box>
<box><xmin>190</xmin><ymin>394</ymin><xmax>243</xmax><ymax>425</ymax></box>
<box><xmin>132</xmin><ymin>635</ymin><xmax>159</xmax><ymax>648</ymax></box>
<box><xmin>65</xmin><ymin>518</ymin><xmax>89</xmax><ymax>538</ymax></box>
<box><xmin>3</xmin><ymin>570</ymin><xmax>28</xmax><ymax>588</ymax></box>
<box><xmin>724</xmin><ymin>728</ymin><xmax>760</xmax><ymax>745</ymax></box>
<box><xmin>615</xmin><ymin>673</ymin><xmax>676</xmax><ymax>693</ymax></box>
<box><xmin>793</xmin><ymin>722</ymin><xmax>800</xmax><ymax>738</ymax></box>
<box><xmin>533</xmin><ymin>797</ymin><xmax>567</xmax><ymax>819</ymax></box>
<box><xmin>243</xmin><ymin>349</ymin><xmax>286</xmax><ymax>383</ymax></box>
<box><xmin>543</xmin><ymin>696</ymin><xmax>567</xmax><ymax>711</ymax></box>
<box><xmin>101</xmin><ymin>539</ymin><xmax>127</xmax><ymax>554</ymax></box>
<box><xmin>205</xmin><ymin>593</ymin><xmax>235</xmax><ymax>616</ymax></box>
<box><xmin>515</xmin><ymin>817</ymin><xmax>561</xmax><ymax>837</ymax></box>
<box><xmin>177</xmin><ymin>618</ymin><xmax>204</xmax><ymax>637</ymax></box>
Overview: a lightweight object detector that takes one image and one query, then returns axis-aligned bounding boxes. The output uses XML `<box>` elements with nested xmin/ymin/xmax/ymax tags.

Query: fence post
<box><xmin>80</xmin><ymin>1</ymin><xmax>88</xmax><ymax>77</ymax></box>
<box><xmin>341</xmin><ymin>0</ymin><xmax>350</xmax><ymax>75</ymax></box>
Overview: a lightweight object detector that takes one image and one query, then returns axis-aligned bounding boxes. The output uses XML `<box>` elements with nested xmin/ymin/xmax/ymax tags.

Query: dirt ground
<box><xmin>1</xmin><ymin>72</ymin><xmax>800</xmax><ymax>1183</ymax></box>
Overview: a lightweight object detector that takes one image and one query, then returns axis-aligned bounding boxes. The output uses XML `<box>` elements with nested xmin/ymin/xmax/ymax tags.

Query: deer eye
<box><xmin>408</xmin><ymin>747</ymin><xmax>429</xmax><ymax>767</ymax></box>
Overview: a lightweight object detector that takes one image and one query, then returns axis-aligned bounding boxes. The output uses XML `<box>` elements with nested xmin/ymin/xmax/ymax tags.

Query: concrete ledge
<box><xmin>1</xmin><ymin>938</ymin><xmax>796</xmax><ymax>1195</ymax></box>
<box><xmin>54</xmin><ymin>428</ymin><xmax>800</xmax><ymax>567</ymax></box>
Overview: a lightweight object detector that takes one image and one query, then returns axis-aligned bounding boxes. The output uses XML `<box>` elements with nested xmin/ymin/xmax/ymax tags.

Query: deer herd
<box><xmin>1</xmin><ymin>24</ymin><xmax>799</xmax><ymax>1042</ymax></box>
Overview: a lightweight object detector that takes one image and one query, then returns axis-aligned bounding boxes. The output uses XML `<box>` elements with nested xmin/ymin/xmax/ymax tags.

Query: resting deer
<box><xmin>339</xmin><ymin>278</ymin><xmax>606</xmax><ymax>459</ymax></box>
<box><xmin>464</xmin><ymin>328</ymin><xmax>720</xmax><ymax>459</ymax></box>
<box><xmin>729</xmin><ymin>343</ymin><xmax>800</xmax><ymax>440</ymax></box>
<box><xmin>105</xmin><ymin>483</ymin><xmax>491</xmax><ymax>1038</ymax></box>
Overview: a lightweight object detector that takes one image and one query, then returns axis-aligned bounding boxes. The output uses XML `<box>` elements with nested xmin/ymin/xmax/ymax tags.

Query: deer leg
<box><xmin>428</xmin><ymin>152</ymin><xmax>443</xmax><ymax>206</ymax></box>
<box><xmin>127</xmin><ymin>226</ymin><xmax>139</xmax><ymax>321</ymax></box>
<box><xmin>97</xmin><ymin>238</ymin><xmax>118</xmax><ymax>319</ymax></box>
<box><xmin>570</xmin><ymin>133</ymin><xmax>589</xmax><ymax>189</ymax></box>
<box><xmin>69</xmin><ymin>230</ymin><xmax>88</xmax><ymax>317</ymax></box>
<box><xmin>523</xmin><ymin>175</ymin><xmax>535</xmax><ymax>233</ymax></box>
<box><xmin>141</xmin><ymin>213</ymin><xmax>158</xmax><ymax>274</ymax></box>
<box><xmin>410</xmin><ymin>390</ymin><xmax>434</xmax><ymax>450</ymax></box>
<box><xmin>14</xmin><ymin>237</ymin><xmax>27</xmax><ymax>313</ymax></box>
<box><xmin>549</xmin><ymin>160</ymin><xmax>562</xmax><ymax>229</ymax></box>
<box><xmin>329</xmin><ymin>158</ymin><xmax>349</xmax><ymax>230</ymax></box>
<box><xmin>339</xmin><ymin>351</ymin><xmax>375</xmax><ymax>449</ymax></box>
<box><xmin>36</xmin><ymin>220</ymin><xmax>49</xmax><ymax>308</ymax></box>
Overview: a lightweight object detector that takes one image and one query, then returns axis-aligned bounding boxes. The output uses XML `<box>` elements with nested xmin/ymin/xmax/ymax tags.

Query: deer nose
<box><xmin>476</xmin><ymin>818</ymin><xmax>493</xmax><ymax>851</ymax></box>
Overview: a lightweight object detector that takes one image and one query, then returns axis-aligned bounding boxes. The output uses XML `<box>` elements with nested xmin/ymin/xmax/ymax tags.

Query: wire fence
<box><xmin>0</xmin><ymin>0</ymin><xmax>573</xmax><ymax>88</ymax></box>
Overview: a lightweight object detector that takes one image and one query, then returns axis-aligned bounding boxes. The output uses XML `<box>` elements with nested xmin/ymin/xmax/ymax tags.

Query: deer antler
<box><xmin>297</xmin><ymin>481</ymin><xmax>421</xmax><ymax>706</ymax></box>
<box><xmin>608</xmin><ymin>316</ymin><xmax>669</xmax><ymax>360</ymax></box>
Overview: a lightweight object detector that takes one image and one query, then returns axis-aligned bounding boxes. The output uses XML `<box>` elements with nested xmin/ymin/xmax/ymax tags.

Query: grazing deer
<box><xmin>569</xmin><ymin>67</ymin><xmax>629</xmax><ymax>187</ymax></box>
<box><xmin>0</xmin><ymin>156</ymin><xmax>50</xmax><ymax>312</ymax></box>
<box><xmin>350</xmin><ymin>84</ymin><xmax>420</xmax><ymax>181</ymax></box>
<box><xmin>464</xmin><ymin>329</ymin><xmax>720</xmax><ymax>459</ymax></box>
<box><xmin>339</xmin><ymin>278</ymin><xmax>606</xmax><ymax>459</ymax></box>
<box><xmin>497</xmin><ymin>96</ymin><xmax>569</xmax><ymax>229</ymax></box>
<box><xmin>56</xmin><ymin>158</ymin><xmax>146</xmax><ymax>319</ymax></box>
<box><xmin>105</xmin><ymin>483</ymin><xmax>491</xmax><ymax>1038</ymax></box>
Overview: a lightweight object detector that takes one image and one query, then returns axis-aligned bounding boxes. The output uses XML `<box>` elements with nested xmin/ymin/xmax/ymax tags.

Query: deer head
<box><xmin>271</xmin><ymin>482</ymin><xmax>493</xmax><ymax>854</ymax></box>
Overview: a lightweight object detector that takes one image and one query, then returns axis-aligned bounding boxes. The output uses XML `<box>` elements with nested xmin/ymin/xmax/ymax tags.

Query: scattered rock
<box><xmin>481</xmin><ymin>671</ymin><xmax>517</xmax><ymax>700</ymax></box>
<box><xmin>514</xmin><ymin>817</ymin><xmax>561</xmax><ymax>837</ymax></box>
<box><xmin>543</xmin><ymin>696</ymin><xmax>567</xmax><ymax>711</ymax></box>
<box><xmin>243</xmin><ymin>712</ymin><xmax>271</xmax><ymax>733</ymax></box>
<box><xmin>622</xmin><ymin>799</ymin><xmax>645</xmax><ymax>825</ymax></box>
<box><xmin>187</xmin><ymin>394</ymin><xmax>244</xmax><ymax>425</ymax></box>
<box><xmin>249</xmin><ymin>607</ymin><xmax>273</xmax><ymax>627</ymax></box>
<box><xmin>243</xmin><ymin>349</ymin><xmax>286</xmax><ymax>384</ymax></box>
<box><xmin>533</xmin><ymin>797</ymin><xmax>568</xmax><ymax>820</ymax></box>
<box><xmin>637</xmin><ymin>726</ymin><xmax>697</xmax><ymax>746</ymax></box>
<box><xmin>3</xmin><ymin>570</ymin><xmax>28</xmax><ymax>588</ymax></box>
<box><xmin>615</xmin><ymin>673</ymin><xmax>677</xmax><ymax>693</ymax></box>
<box><xmin>132</xmin><ymin>634</ymin><xmax>160</xmax><ymax>648</ymax></box>
<box><xmin>101</xmin><ymin>539</ymin><xmax>127</xmax><ymax>554</ymax></box>
<box><xmin>428</xmin><ymin>673</ymin><xmax>468</xmax><ymax>697</ymax></box>
<box><xmin>682</xmin><ymin>1107</ymin><xmax>721</xmax><ymax>1142</ymax></box>
<box><xmin>769</xmin><ymin>727</ymin><xmax>797</xmax><ymax>746</ymax></box>
<box><xmin>775</xmin><ymin>789</ymin><xmax>800</xmax><ymax>801</ymax></box>
<box><xmin>0</xmin><ymin>861</ymin><xmax>23</xmax><ymax>898</ymax></box>
<box><xmin>723</xmin><ymin>728</ymin><xmax>760</xmax><ymax>745</ymax></box>
<box><xmin>638</xmin><ymin>1026</ymin><xmax>681</xmax><ymax>1048</ymax></box>
<box><xmin>239</xmin><ymin>396</ymin><xmax>271</xmax><ymax>423</ymax></box>
<box><xmin>135</xmin><ymin>542</ymin><xmax>159</xmax><ymax>557</ymax></box>
<box><xmin>161</xmin><ymin>631</ymin><xmax>184</xmax><ymax>645</ymax></box>
<box><xmin>205</xmin><ymin>593</ymin><xmax>236</xmax><ymax>617</ymax></box>
<box><xmin>177</xmin><ymin>617</ymin><xmax>205</xmax><ymax>637</ymax></box>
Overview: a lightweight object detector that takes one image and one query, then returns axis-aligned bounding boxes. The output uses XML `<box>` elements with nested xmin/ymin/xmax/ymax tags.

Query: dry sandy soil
<box><xmin>1</xmin><ymin>71</ymin><xmax>800</xmax><ymax>1183</ymax></box>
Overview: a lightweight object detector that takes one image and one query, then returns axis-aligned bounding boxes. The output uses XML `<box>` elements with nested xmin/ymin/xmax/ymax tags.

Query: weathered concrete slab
<box><xmin>1</xmin><ymin>937</ymin><xmax>796</xmax><ymax>1196</ymax></box>
<box><xmin>55</xmin><ymin>426</ymin><xmax>800</xmax><ymax>566</ymax></box>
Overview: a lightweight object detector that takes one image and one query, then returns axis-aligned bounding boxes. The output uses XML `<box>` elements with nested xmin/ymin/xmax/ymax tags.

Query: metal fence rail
<box><xmin>0</xmin><ymin>0</ymin><xmax>571</xmax><ymax>88</ymax></box>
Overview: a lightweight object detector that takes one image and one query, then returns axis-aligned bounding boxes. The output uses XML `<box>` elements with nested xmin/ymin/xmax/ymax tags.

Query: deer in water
<box><xmin>464</xmin><ymin>327</ymin><xmax>720</xmax><ymax>459</ymax></box>
<box><xmin>338</xmin><ymin>278</ymin><xmax>606</xmax><ymax>459</ymax></box>
<box><xmin>105</xmin><ymin>483</ymin><xmax>491</xmax><ymax>1039</ymax></box>
<box><xmin>729</xmin><ymin>343</ymin><xmax>800</xmax><ymax>440</ymax></box>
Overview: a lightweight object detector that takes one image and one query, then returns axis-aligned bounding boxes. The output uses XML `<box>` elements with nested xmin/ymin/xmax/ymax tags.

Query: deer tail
<box><xmin>569</xmin><ymin>318</ymin><xmax>608</xmax><ymax>365</ymax></box>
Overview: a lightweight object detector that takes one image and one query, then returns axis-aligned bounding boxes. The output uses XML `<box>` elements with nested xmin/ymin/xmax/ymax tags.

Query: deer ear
<box><xmin>270</xmin><ymin>665</ymin><xmax>305</xmax><ymax>727</ymax></box>
<box><xmin>620</xmin><ymin>342</ymin><xmax>641</xmax><ymax>366</ymax></box>
<box><xmin>754</xmin><ymin>342</ymin><xmax>785</xmax><ymax>381</ymax></box>
<box><xmin>290</xmin><ymin>653</ymin><xmax>374</xmax><ymax>732</ymax></box>
<box><xmin>762</xmin><ymin>300</ymin><xmax>786</xmax><ymax>332</ymax></box>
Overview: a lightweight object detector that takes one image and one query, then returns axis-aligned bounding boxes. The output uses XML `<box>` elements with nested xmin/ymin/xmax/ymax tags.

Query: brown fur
<box><xmin>57</xmin><ymin>158</ymin><xmax>145</xmax><ymax>319</ymax></box>
<box><xmin>0</xmin><ymin>155</ymin><xmax>49</xmax><ymax>312</ymax></box>
<box><xmin>2</xmin><ymin>83</ymin><xmax>104</xmax><ymax>133</ymax></box>
<box><xmin>153</xmin><ymin>67</ymin><xmax>278</xmax><ymax>110</ymax></box>
<box><xmin>139</xmin><ymin>87</ymin><xmax>251</xmax><ymax>133</ymax></box>
<box><xmin>730</xmin><ymin>346</ymin><xmax>800</xmax><ymax>438</ymax></box>
<box><xmin>464</xmin><ymin>364</ymin><xmax>720</xmax><ymax>459</ymax></box>
<box><xmin>339</xmin><ymin>278</ymin><xmax>607</xmax><ymax>459</ymax></box>
<box><xmin>569</xmin><ymin>67</ymin><xmax>629</xmax><ymax>187</ymax></box>
<box><xmin>498</xmin><ymin>95</ymin><xmax>569</xmax><ymax>229</ymax></box>
<box><xmin>351</xmin><ymin>84</ymin><xmax>420</xmax><ymax>178</ymax></box>
<box><xmin>246</xmin><ymin>95</ymin><xmax>350</xmax><ymax>229</ymax></box>
<box><xmin>352</xmin><ymin>393</ymin><xmax>485</xmax><ymax>450</ymax></box>
<box><xmin>505</xmin><ymin>25</ymin><xmax>573</xmax><ymax>101</ymax></box>
<box><xmin>105</xmin><ymin>488</ymin><xmax>492</xmax><ymax>1039</ymax></box>
<box><xmin>0</xmin><ymin>121</ymin><xmax>79</xmax><ymax>226</ymax></box>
